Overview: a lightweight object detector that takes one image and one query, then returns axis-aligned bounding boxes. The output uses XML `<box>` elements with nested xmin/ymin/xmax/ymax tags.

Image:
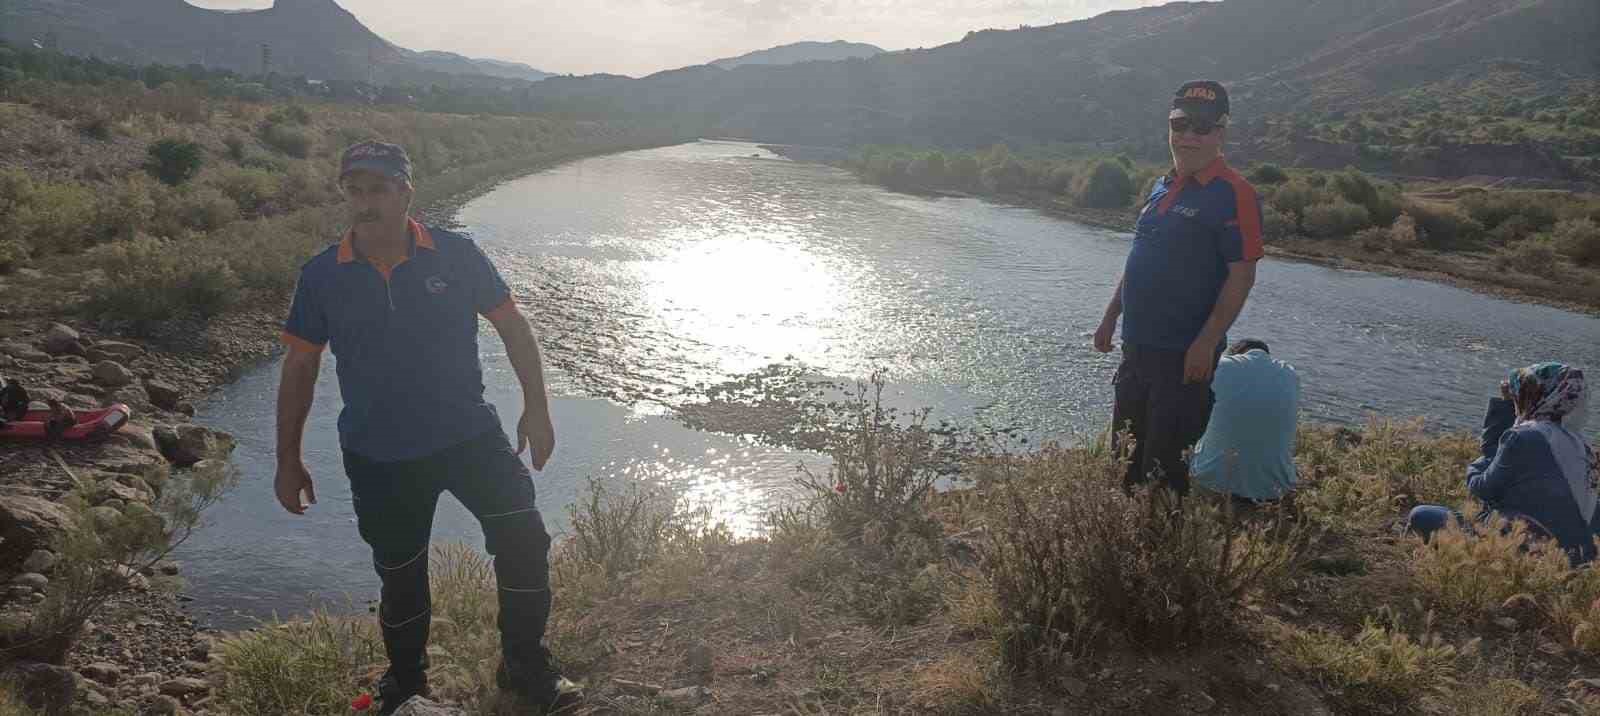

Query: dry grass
<box><xmin>1278</xmin><ymin>617</ymin><xmax>1468</xmax><ymax>714</ymax></box>
<box><xmin>1409</xmin><ymin>516</ymin><xmax>1572</xmax><ymax>618</ymax></box>
<box><xmin>1296</xmin><ymin>418</ymin><xmax>1479</xmax><ymax>527</ymax></box>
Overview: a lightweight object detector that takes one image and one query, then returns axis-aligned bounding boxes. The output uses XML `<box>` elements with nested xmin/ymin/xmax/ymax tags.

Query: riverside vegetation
<box><xmin>188</xmin><ymin>378</ymin><xmax>1600</xmax><ymax>714</ymax></box>
<box><xmin>845</xmin><ymin>145</ymin><xmax>1600</xmax><ymax>313</ymax></box>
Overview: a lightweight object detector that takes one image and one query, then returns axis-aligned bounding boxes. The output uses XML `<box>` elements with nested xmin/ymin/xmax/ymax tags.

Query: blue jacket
<box><xmin>1467</xmin><ymin>398</ymin><xmax>1598</xmax><ymax>564</ymax></box>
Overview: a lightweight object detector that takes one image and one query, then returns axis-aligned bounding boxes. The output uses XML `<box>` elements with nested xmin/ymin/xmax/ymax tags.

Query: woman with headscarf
<box><xmin>1407</xmin><ymin>363</ymin><xmax>1598</xmax><ymax>564</ymax></box>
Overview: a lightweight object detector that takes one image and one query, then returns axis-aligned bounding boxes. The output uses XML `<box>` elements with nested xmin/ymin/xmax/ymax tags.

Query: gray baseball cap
<box><xmin>339</xmin><ymin>141</ymin><xmax>412</xmax><ymax>181</ymax></box>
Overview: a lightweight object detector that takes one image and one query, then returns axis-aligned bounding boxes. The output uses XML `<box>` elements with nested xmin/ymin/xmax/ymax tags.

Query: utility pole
<box><xmin>261</xmin><ymin>43</ymin><xmax>273</xmax><ymax>78</ymax></box>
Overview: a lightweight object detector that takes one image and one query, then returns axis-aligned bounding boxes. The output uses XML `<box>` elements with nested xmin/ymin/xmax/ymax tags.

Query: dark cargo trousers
<box><xmin>344</xmin><ymin>429</ymin><xmax>553</xmax><ymax>677</ymax></box>
<box><xmin>1110</xmin><ymin>344</ymin><xmax>1216</xmax><ymax>495</ymax></box>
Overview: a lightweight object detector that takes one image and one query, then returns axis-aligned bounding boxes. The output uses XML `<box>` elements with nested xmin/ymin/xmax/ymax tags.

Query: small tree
<box><xmin>0</xmin><ymin>460</ymin><xmax>235</xmax><ymax>664</ymax></box>
<box><xmin>1074</xmin><ymin>159</ymin><xmax>1135</xmax><ymax>209</ymax></box>
<box><xmin>1554</xmin><ymin>218</ymin><xmax>1600</xmax><ymax>266</ymax></box>
<box><xmin>144</xmin><ymin>139</ymin><xmax>204</xmax><ymax>186</ymax></box>
<box><xmin>1249</xmin><ymin>163</ymin><xmax>1290</xmax><ymax>185</ymax></box>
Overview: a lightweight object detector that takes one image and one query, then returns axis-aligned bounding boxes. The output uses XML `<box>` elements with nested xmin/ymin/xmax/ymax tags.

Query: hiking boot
<box><xmin>375</xmin><ymin>668</ymin><xmax>431</xmax><ymax>716</ymax></box>
<box><xmin>496</xmin><ymin>649</ymin><xmax>583</xmax><ymax>711</ymax></box>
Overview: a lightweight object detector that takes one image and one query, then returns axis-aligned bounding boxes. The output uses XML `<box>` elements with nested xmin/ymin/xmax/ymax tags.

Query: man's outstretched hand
<box><xmin>274</xmin><ymin>461</ymin><xmax>316</xmax><ymax>515</ymax></box>
<box><xmin>518</xmin><ymin>408</ymin><xmax>556</xmax><ymax>471</ymax></box>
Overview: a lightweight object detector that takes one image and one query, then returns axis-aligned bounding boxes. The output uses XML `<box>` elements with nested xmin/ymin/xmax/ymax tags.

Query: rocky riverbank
<box><xmin>0</xmin><ymin>317</ymin><xmax>248</xmax><ymax>714</ymax></box>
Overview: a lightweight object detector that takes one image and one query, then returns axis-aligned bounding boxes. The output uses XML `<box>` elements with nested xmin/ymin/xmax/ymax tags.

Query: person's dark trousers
<box><xmin>344</xmin><ymin>429</ymin><xmax>553</xmax><ymax>679</ymax></box>
<box><xmin>1110</xmin><ymin>343</ymin><xmax>1216</xmax><ymax>495</ymax></box>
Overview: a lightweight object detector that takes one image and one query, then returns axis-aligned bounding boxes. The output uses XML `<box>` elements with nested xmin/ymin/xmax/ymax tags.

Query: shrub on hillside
<box><xmin>1074</xmin><ymin>159</ymin><xmax>1135</xmax><ymax>208</ymax></box>
<box><xmin>1496</xmin><ymin>238</ymin><xmax>1561</xmax><ymax>275</ymax></box>
<box><xmin>1268</xmin><ymin>180</ymin><xmax>1334</xmax><ymax>219</ymax></box>
<box><xmin>0</xmin><ymin>240</ymin><xmax>28</xmax><ymax>274</ymax></box>
<box><xmin>1262</xmin><ymin>204</ymin><xmax>1296</xmax><ymax>240</ymax></box>
<box><xmin>83</xmin><ymin>234</ymin><xmax>242</xmax><ymax>322</ymax></box>
<box><xmin>1553</xmin><ymin>217</ymin><xmax>1600</xmax><ymax>266</ymax></box>
<box><xmin>1402</xmin><ymin>200</ymin><xmax>1484</xmax><ymax>249</ymax></box>
<box><xmin>209</xmin><ymin>167</ymin><xmax>282</xmax><ymax>217</ymax></box>
<box><xmin>144</xmin><ymin>138</ymin><xmax>204</xmax><ymax>186</ymax></box>
<box><xmin>1389</xmin><ymin>212</ymin><xmax>1419</xmax><ymax>251</ymax></box>
<box><xmin>979</xmin><ymin>444</ymin><xmax>1310</xmax><ymax>677</ymax></box>
<box><xmin>261</xmin><ymin>122</ymin><xmax>314</xmax><ymax>159</ymax></box>
<box><xmin>268</xmin><ymin>104</ymin><xmax>314</xmax><ymax>126</ymax></box>
<box><xmin>176</xmin><ymin>187</ymin><xmax>240</xmax><ymax>233</ymax></box>
<box><xmin>1302</xmin><ymin>198</ymin><xmax>1372</xmax><ymax>238</ymax></box>
<box><xmin>0</xmin><ymin>170</ymin><xmax>99</xmax><ymax>254</ymax></box>
<box><xmin>1461</xmin><ymin>191</ymin><xmax>1561</xmax><ymax>233</ymax></box>
<box><xmin>76</xmin><ymin>114</ymin><xmax>114</xmax><ymax>140</ymax></box>
<box><xmin>224</xmin><ymin>134</ymin><xmax>249</xmax><ymax>162</ymax></box>
<box><xmin>1249</xmin><ymin>163</ymin><xmax>1290</xmax><ymax>185</ymax></box>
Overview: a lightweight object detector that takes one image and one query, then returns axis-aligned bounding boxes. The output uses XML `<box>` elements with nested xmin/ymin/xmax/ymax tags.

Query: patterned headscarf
<box><xmin>1510</xmin><ymin>363</ymin><xmax>1588</xmax><ymax>425</ymax></box>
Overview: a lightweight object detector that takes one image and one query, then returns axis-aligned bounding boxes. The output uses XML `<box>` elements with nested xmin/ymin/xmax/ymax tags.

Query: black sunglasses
<box><xmin>1169</xmin><ymin>117</ymin><xmax>1221</xmax><ymax>135</ymax></box>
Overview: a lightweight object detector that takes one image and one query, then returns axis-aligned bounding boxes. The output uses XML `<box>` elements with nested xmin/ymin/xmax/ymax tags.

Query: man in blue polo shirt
<box><xmin>274</xmin><ymin>142</ymin><xmax>579</xmax><ymax>714</ymax></box>
<box><xmin>1093</xmin><ymin>80</ymin><xmax>1265</xmax><ymax>494</ymax></box>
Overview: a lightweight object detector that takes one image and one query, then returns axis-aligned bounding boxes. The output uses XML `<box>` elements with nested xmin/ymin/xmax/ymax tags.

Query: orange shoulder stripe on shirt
<box><xmin>482</xmin><ymin>296</ymin><xmax>522</xmax><ymax>323</ymax></box>
<box><xmin>1220</xmin><ymin>169</ymin><xmax>1265</xmax><ymax>261</ymax></box>
<box><xmin>282</xmin><ymin>331</ymin><xmax>326</xmax><ymax>354</ymax></box>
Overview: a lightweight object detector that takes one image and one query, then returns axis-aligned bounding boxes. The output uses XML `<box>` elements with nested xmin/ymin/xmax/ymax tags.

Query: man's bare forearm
<box><xmin>497</xmin><ymin>315</ymin><xmax>551</xmax><ymax>412</ymax></box>
<box><xmin>1195</xmin><ymin>261</ymin><xmax>1257</xmax><ymax>346</ymax></box>
<box><xmin>1102</xmin><ymin>275</ymin><xmax>1124</xmax><ymax>322</ymax></box>
<box><xmin>275</xmin><ymin>353</ymin><xmax>320</xmax><ymax>464</ymax></box>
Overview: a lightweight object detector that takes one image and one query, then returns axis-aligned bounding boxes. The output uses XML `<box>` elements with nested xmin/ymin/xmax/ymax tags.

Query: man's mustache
<box><xmin>354</xmin><ymin>209</ymin><xmax>382</xmax><ymax>223</ymax></box>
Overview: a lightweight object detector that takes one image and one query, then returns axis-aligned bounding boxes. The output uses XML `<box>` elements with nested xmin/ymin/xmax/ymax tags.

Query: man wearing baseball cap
<box><xmin>275</xmin><ymin>141</ymin><xmax>580</xmax><ymax>713</ymax></box>
<box><xmin>1092</xmin><ymin>80</ymin><xmax>1265</xmax><ymax>494</ymax></box>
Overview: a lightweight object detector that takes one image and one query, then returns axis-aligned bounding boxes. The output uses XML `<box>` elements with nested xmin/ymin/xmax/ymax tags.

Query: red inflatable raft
<box><xmin>0</xmin><ymin>404</ymin><xmax>131</xmax><ymax>441</ymax></box>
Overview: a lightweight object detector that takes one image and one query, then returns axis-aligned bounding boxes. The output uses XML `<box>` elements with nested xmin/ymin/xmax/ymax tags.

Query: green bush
<box><xmin>0</xmin><ymin>239</ymin><xmax>29</xmax><ymax>274</ymax></box>
<box><xmin>224</xmin><ymin>134</ymin><xmax>249</xmax><ymax>162</ymax></box>
<box><xmin>1074</xmin><ymin>159</ymin><xmax>1135</xmax><ymax>208</ymax></box>
<box><xmin>1554</xmin><ymin>218</ymin><xmax>1600</xmax><ymax>266</ymax></box>
<box><xmin>1262</xmin><ymin>204</ymin><xmax>1295</xmax><ymax>240</ymax></box>
<box><xmin>979</xmin><ymin>160</ymin><xmax>1029</xmax><ymax>194</ymax></box>
<box><xmin>1268</xmin><ymin>180</ymin><xmax>1334</xmax><ymax>219</ymax></box>
<box><xmin>1302</xmin><ymin>198</ymin><xmax>1372</xmax><ymax>238</ymax></box>
<box><xmin>0</xmin><ymin>171</ymin><xmax>99</xmax><ymax>254</ymax></box>
<box><xmin>1249</xmin><ymin>163</ymin><xmax>1290</xmax><ymax>185</ymax></box>
<box><xmin>76</xmin><ymin>115</ymin><xmax>114</xmax><ymax>140</ymax></box>
<box><xmin>1496</xmin><ymin>237</ymin><xmax>1561</xmax><ymax>275</ymax></box>
<box><xmin>261</xmin><ymin>122</ymin><xmax>313</xmax><ymax>159</ymax></box>
<box><xmin>209</xmin><ymin>167</ymin><xmax>281</xmax><ymax>216</ymax></box>
<box><xmin>144</xmin><ymin>138</ymin><xmax>204</xmax><ymax>186</ymax></box>
<box><xmin>94</xmin><ymin>176</ymin><xmax>160</xmax><ymax>242</ymax></box>
<box><xmin>268</xmin><ymin>104</ymin><xmax>314</xmax><ymax>126</ymax></box>
<box><xmin>176</xmin><ymin>187</ymin><xmax>239</xmax><ymax>232</ymax></box>
<box><xmin>1461</xmin><ymin>191</ymin><xmax>1560</xmax><ymax>232</ymax></box>
<box><xmin>1403</xmin><ymin>200</ymin><xmax>1484</xmax><ymax>249</ymax></box>
<box><xmin>83</xmin><ymin>234</ymin><xmax>242</xmax><ymax>322</ymax></box>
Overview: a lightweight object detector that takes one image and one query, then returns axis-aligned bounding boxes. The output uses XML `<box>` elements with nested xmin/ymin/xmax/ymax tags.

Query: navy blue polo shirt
<box><xmin>282</xmin><ymin>219</ymin><xmax>521</xmax><ymax>463</ymax></box>
<box><xmin>1121</xmin><ymin>158</ymin><xmax>1264</xmax><ymax>352</ymax></box>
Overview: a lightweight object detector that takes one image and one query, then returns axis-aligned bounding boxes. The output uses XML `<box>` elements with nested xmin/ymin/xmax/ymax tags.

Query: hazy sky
<box><xmin>188</xmin><ymin>0</ymin><xmax>1165</xmax><ymax>76</ymax></box>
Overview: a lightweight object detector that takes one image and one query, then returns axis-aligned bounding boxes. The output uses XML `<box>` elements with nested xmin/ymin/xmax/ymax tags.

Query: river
<box><xmin>175</xmin><ymin>140</ymin><xmax>1600</xmax><ymax>629</ymax></box>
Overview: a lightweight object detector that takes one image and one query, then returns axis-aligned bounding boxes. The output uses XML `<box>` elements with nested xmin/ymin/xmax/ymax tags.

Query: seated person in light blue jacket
<box><xmin>1191</xmin><ymin>339</ymin><xmax>1300</xmax><ymax>502</ymax></box>
<box><xmin>1408</xmin><ymin>363</ymin><xmax>1597</xmax><ymax>564</ymax></box>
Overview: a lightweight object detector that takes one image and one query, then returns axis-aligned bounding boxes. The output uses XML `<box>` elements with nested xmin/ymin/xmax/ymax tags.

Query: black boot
<box><xmin>375</xmin><ymin>667</ymin><xmax>430</xmax><ymax>716</ymax></box>
<box><xmin>496</xmin><ymin>646</ymin><xmax>583</xmax><ymax>712</ymax></box>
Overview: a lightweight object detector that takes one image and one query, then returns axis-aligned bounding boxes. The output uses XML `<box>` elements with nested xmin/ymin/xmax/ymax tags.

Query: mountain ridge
<box><xmin>0</xmin><ymin>0</ymin><xmax>555</xmax><ymax>83</ymax></box>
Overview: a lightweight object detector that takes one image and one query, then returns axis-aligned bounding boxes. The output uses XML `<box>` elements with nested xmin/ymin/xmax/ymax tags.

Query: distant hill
<box><xmin>0</xmin><ymin>0</ymin><xmax>554</xmax><ymax>85</ymax></box>
<box><xmin>522</xmin><ymin>0</ymin><xmax>1600</xmax><ymax>181</ymax></box>
<box><xmin>709</xmin><ymin>40</ymin><xmax>884</xmax><ymax>69</ymax></box>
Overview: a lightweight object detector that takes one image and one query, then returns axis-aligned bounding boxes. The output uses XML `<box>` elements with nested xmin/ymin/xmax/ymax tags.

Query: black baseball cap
<box><xmin>339</xmin><ymin>141</ymin><xmax>412</xmax><ymax>182</ymax></box>
<box><xmin>1170</xmin><ymin>80</ymin><xmax>1230</xmax><ymax>125</ymax></box>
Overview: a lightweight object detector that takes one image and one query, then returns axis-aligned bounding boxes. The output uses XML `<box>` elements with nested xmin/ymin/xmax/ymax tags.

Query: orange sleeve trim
<box><xmin>1226</xmin><ymin>174</ymin><xmax>1265</xmax><ymax>261</ymax></box>
<box><xmin>281</xmin><ymin>331</ymin><xmax>326</xmax><ymax>354</ymax></box>
<box><xmin>482</xmin><ymin>296</ymin><xmax>522</xmax><ymax>323</ymax></box>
